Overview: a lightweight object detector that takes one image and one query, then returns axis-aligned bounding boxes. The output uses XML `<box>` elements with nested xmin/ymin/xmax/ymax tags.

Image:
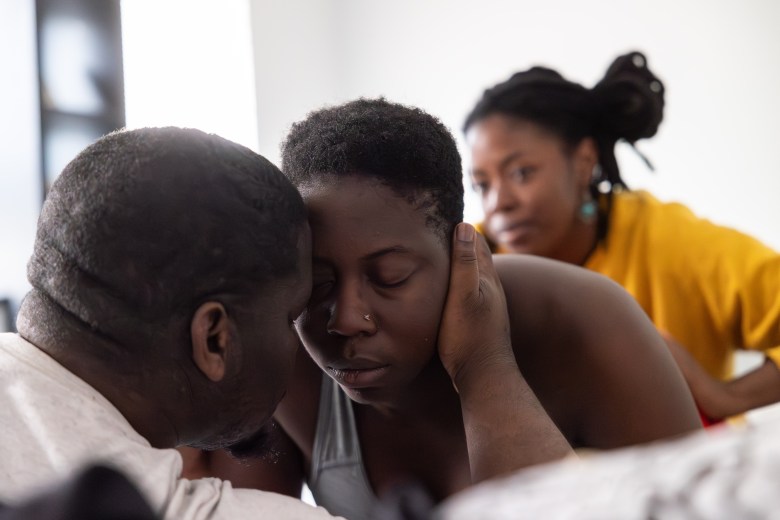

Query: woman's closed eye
<box><xmin>372</xmin><ymin>275</ymin><xmax>410</xmax><ymax>289</ymax></box>
<box><xmin>370</xmin><ymin>266</ymin><xmax>416</xmax><ymax>289</ymax></box>
<box><xmin>310</xmin><ymin>271</ymin><xmax>412</xmax><ymax>298</ymax></box>
<box><xmin>311</xmin><ymin>277</ymin><xmax>334</xmax><ymax>300</ymax></box>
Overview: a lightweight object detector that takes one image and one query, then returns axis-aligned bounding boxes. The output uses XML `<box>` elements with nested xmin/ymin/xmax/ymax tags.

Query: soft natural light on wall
<box><xmin>120</xmin><ymin>0</ymin><xmax>258</xmax><ymax>151</ymax></box>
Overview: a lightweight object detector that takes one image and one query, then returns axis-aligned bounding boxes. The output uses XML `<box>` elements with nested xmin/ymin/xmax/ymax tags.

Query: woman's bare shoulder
<box><xmin>494</xmin><ymin>253</ymin><xmax>701</xmax><ymax>446</ymax></box>
<box><xmin>493</xmin><ymin>253</ymin><xmax>662</xmax><ymax>363</ymax></box>
<box><xmin>493</xmin><ymin>254</ymin><xmax>635</xmax><ymax>333</ymax></box>
<box><xmin>494</xmin><ymin>253</ymin><xmax>624</xmax><ymax>293</ymax></box>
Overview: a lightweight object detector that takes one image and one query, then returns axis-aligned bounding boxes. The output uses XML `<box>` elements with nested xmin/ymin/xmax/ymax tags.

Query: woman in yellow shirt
<box><xmin>465</xmin><ymin>50</ymin><xmax>780</xmax><ymax>422</ymax></box>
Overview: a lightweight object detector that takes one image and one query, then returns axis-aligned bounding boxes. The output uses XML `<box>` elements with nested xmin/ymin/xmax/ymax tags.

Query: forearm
<box><xmin>712</xmin><ymin>359</ymin><xmax>780</xmax><ymax>418</ymax></box>
<box><xmin>666</xmin><ymin>334</ymin><xmax>780</xmax><ymax>419</ymax></box>
<box><xmin>456</xmin><ymin>360</ymin><xmax>573</xmax><ymax>483</ymax></box>
<box><xmin>439</xmin><ymin>227</ymin><xmax>572</xmax><ymax>481</ymax></box>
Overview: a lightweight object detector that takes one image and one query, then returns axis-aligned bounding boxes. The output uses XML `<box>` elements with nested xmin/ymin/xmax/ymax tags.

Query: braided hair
<box><xmin>464</xmin><ymin>51</ymin><xmax>664</xmax><ymax>237</ymax></box>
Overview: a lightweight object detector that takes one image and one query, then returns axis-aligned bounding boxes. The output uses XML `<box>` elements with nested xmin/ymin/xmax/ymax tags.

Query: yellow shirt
<box><xmin>478</xmin><ymin>190</ymin><xmax>780</xmax><ymax>380</ymax></box>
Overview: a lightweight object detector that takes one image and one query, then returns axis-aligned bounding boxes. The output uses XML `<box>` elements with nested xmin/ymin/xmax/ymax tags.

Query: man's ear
<box><xmin>190</xmin><ymin>302</ymin><xmax>231</xmax><ymax>382</ymax></box>
<box><xmin>573</xmin><ymin>137</ymin><xmax>599</xmax><ymax>188</ymax></box>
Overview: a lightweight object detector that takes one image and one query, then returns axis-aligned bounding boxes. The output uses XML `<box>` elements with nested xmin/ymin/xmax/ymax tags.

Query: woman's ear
<box><xmin>573</xmin><ymin>137</ymin><xmax>599</xmax><ymax>188</ymax></box>
<box><xmin>190</xmin><ymin>302</ymin><xmax>230</xmax><ymax>382</ymax></box>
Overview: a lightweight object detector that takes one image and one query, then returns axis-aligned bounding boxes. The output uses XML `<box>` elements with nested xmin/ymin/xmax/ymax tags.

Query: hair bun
<box><xmin>591</xmin><ymin>51</ymin><xmax>665</xmax><ymax>143</ymax></box>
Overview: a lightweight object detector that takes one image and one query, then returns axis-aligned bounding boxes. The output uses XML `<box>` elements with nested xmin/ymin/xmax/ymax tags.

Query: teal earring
<box><xmin>578</xmin><ymin>194</ymin><xmax>597</xmax><ymax>224</ymax></box>
<box><xmin>579</xmin><ymin>163</ymin><xmax>601</xmax><ymax>224</ymax></box>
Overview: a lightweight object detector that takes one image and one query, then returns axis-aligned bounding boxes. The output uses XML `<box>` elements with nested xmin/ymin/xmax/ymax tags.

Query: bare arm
<box><xmin>437</xmin><ymin>224</ymin><xmax>572</xmax><ymax>482</ymax></box>
<box><xmin>664</xmin><ymin>332</ymin><xmax>780</xmax><ymax>419</ymax></box>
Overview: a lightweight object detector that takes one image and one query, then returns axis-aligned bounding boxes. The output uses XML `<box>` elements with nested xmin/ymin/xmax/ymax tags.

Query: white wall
<box><xmin>0</xmin><ymin>0</ymin><xmax>41</xmax><ymax>316</ymax></box>
<box><xmin>251</xmin><ymin>0</ymin><xmax>340</xmax><ymax>160</ymax></box>
<box><xmin>122</xmin><ymin>0</ymin><xmax>259</xmax><ymax>151</ymax></box>
<box><xmin>250</xmin><ymin>0</ymin><xmax>780</xmax><ymax>250</ymax></box>
<box><xmin>3</xmin><ymin>0</ymin><xmax>777</xmax><ymax>324</ymax></box>
<box><xmin>0</xmin><ymin>0</ymin><xmax>261</xmax><ymax>325</ymax></box>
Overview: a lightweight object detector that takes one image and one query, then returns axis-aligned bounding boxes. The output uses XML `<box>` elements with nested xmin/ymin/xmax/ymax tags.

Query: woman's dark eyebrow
<box><xmin>363</xmin><ymin>246</ymin><xmax>413</xmax><ymax>262</ymax></box>
<box><xmin>311</xmin><ymin>246</ymin><xmax>413</xmax><ymax>266</ymax></box>
<box><xmin>498</xmin><ymin>150</ymin><xmax>525</xmax><ymax>171</ymax></box>
<box><xmin>470</xmin><ymin>150</ymin><xmax>525</xmax><ymax>178</ymax></box>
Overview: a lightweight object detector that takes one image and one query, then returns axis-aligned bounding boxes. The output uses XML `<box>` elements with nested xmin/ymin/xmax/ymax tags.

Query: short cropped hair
<box><xmin>27</xmin><ymin>127</ymin><xmax>306</xmax><ymax>336</ymax></box>
<box><xmin>281</xmin><ymin>98</ymin><xmax>464</xmax><ymax>242</ymax></box>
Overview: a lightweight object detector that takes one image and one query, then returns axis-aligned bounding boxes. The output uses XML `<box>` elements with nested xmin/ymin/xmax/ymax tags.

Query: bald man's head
<box><xmin>25</xmin><ymin>127</ymin><xmax>307</xmax><ymax>348</ymax></box>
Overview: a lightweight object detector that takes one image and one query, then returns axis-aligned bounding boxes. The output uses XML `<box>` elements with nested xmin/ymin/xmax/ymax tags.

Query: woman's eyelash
<box><xmin>374</xmin><ymin>278</ymin><xmax>407</xmax><ymax>289</ymax></box>
<box><xmin>472</xmin><ymin>181</ymin><xmax>488</xmax><ymax>193</ymax></box>
<box><xmin>510</xmin><ymin>166</ymin><xmax>533</xmax><ymax>178</ymax></box>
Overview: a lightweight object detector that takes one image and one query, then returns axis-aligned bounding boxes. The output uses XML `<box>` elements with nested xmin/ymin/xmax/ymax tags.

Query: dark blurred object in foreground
<box><xmin>0</xmin><ymin>464</ymin><xmax>158</xmax><ymax>520</ymax></box>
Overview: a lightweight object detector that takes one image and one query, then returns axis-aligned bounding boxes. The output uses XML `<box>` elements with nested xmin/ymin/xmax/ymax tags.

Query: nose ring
<box><xmin>363</xmin><ymin>314</ymin><xmax>372</xmax><ymax>322</ymax></box>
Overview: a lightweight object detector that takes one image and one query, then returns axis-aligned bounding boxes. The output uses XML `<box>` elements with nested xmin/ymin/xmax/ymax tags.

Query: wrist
<box><xmin>452</xmin><ymin>349</ymin><xmax>520</xmax><ymax>396</ymax></box>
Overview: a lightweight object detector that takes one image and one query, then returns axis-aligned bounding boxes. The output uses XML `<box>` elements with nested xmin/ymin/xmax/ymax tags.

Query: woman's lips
<box><xmin>327</xmin><ymin>365</ymin><xmax>390</xmax><ymax>388</ymax></box>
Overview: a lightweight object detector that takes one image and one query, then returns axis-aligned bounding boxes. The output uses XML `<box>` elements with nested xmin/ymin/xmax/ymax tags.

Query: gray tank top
<box><xmin>308</xmin><ymin>376</ymin><xmax>378</xmax><ymax>520</ymax></box>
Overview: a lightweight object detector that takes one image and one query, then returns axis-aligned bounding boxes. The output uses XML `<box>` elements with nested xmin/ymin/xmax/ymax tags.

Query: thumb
<box><xmin>448</xmin><ymin>223</ymin><xmax>479</xmax><ymax>300</ymax></box>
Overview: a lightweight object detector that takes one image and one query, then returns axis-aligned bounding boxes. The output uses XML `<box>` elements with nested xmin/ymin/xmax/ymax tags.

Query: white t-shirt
<box><xmin>0</xmin><ymin>333</ymin><xmax>339</xmax><ymax>519</ymax></box>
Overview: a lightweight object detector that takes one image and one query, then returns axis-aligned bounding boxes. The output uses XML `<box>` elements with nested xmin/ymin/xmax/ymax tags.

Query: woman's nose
<box><xmin>484</xmin><ymin>179</ymin><xmax>520</xmax><ymax>215</ymax></box>
<box><xmin>326</xmin><ymin>289</ymin><xmax>376</xmax><ymax>337</ymax></box>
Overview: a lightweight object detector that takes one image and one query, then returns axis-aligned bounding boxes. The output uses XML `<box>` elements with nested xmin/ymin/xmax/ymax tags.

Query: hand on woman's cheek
<box><xmin>437</xmin><ymin>223</ymin><xmax>513</xmax><ymax>389</ymax></box>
